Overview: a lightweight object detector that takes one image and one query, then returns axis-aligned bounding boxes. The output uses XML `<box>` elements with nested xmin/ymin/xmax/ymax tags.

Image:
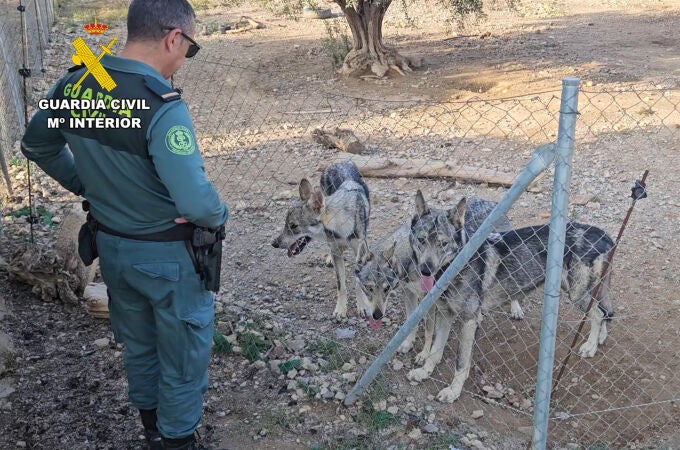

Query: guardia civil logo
<box><xmin>165</xmin><ymin>125</ymin><xmax>195</xmax><ymax>155</ymax></box>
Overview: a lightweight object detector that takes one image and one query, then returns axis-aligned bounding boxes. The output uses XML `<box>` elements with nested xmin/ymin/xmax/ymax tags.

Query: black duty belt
<box><xmin>82</xmin><ymin>200</ymin><xmax>195</xmax><ymax>242</ymax></box>
<box><xmin>96</xmin><ymin>221</ymin><xmax>196</xmax><ymax>242</ymax></box>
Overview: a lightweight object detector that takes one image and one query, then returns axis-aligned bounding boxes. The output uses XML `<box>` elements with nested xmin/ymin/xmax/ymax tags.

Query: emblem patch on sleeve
<box><xmin>165</xmin><ymin>125</ymin><xmax>195</xmax><ymax>155</ymax></box>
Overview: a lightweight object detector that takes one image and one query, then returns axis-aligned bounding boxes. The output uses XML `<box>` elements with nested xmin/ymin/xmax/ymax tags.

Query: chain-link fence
<box><xmin>167</xmin><ymin>52</ymin><xmax>679</xmax><ymax>448</ymax></box>
<box><xmin>0</xmin><ymin>0</ymin><xmax>53</xmax><ymax>227</ymax></box>
<box><xmin>1</xmin><ymin>16</ymin><xmax>679</xmax><ymax>449</ymax></box>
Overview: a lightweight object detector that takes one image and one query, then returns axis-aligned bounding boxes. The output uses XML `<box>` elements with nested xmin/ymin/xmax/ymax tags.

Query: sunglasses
<box><xmin>161</xmin><ymin>27</ymin><xmax>201</xmax><ymax>58</ymax></box>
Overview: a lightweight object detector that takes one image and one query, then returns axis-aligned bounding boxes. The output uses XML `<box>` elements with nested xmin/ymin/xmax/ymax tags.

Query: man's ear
<box><xmin>162</xmin><ymin>28</ymin><xmax>181</xmax><ymax>53</ymax></box>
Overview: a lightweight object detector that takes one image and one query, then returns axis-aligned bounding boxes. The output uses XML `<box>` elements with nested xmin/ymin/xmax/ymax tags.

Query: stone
<box><xmin>342</xmin><ymin>372</ymin><xmax>357</xmax><ymax>383</ymax></box>
<box><xmin>471</xmin><ymin>409</ymin><xmax>484</xmax><ymax>419</ymax></box>
<box><xmin>93</xmin><ymin>338</ymin><xmax>110</xmax><ymax>349</ymax></box>
<box><xmin>335</xmin><ymin>328</ymin><xmax>356</xmax><ymax>339</ymax></box>
<box><xmin>323</xmin><ymin>390</ymin><xmax>335</xmax><ymax>399</ymax></box>
<box><xmin>273</xmin><ymin>190</ymin><xmax>293</xmax><ymax>201</ymax></box>
<box><xmin>0</xmin><ymin>331</ymin><xmax>14</xmax><ymax>375</ymax></box>
<box><xmin>288</xmin><ymin>339</ymin><xmax>305</xmax><ymax>352</ymax></box>
<box><xmin>0</xmin><ymin>381</ymin><xmax>16</xmax><ymax>400</ymax></box>
<box><xmin>373</xmin><ymin>399</ymin><xmax>387</xmax><ymax>411</ymax></box>
<box><xmin>341</xmin><ymin>362</ymin><xmax>355</xmax><ymax>371</ymax></box>
<box><xmin>483</xmin><ymin>386</ymin><xmax>504</xmax><ymax>399</ymax></box>
<box><xmin>516</xmin><ymin>426</ymin><xmax>533</xmax><ymax>437</ymax></box>
<box><xmin>301</xmin><ymin>357</ymin><xmax>317</xmax><ymax>371</ymax></box>
<box><xmin>423</xmin><ymin>423</ymin><xmax>439</xmax><ymax>434</ymax></box>
<box><xmin>0</xmin><ymin>293</ymin><xmax>7</xmax><ymax>321</ymax></box>
<box><xmin>391</xmin><ymin>359</ymin><xmax>404</xmax><ymax>371</ymax></box>
<box><xmin>251</xmin><ymin>360</ymin><xmax>267</xmax><ymax>370</ymax></box>
<box><xmin>408</xmin><ymin>428</ymin><xmax>422</xmax><ymax>440</ymax></box>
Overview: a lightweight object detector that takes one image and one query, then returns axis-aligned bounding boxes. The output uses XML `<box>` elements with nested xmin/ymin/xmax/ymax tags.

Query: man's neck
<box><xmin>119</xmin><ymin>42</ymin><xmax>168</xmax><ymax>78</ymax></box>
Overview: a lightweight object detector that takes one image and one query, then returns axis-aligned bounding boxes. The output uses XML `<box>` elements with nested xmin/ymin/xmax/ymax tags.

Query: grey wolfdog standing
<box><xmin>356</xmin><ymin>197</ymin><xmax>513</xmax><ymax>364</ymax></box>
<box><xmin>407</xmin><ymin>190</ymin><xmax>614</xmax><ymax>403</ymax></box>
<box><xmin>271</xmin><ymin>162</ymin><xmax>371</xmax><ymax>320</ymax></box>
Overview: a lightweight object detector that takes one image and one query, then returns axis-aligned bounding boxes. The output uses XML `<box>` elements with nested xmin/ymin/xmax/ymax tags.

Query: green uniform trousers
<box><xmin>96</xmin><ymin>231</ymin><xmax>214</xmax><ymax>439</ymax></box>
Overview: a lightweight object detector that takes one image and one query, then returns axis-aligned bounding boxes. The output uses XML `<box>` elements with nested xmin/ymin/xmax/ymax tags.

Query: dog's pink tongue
<box><xmin>367</xmin><ymin>317</ymin><xmax>382</xmax><ymax>330</ymax></box>
<box><xmin>420</xmin><ymin>275</ymin><xmax>435</xmax><ymax>292</ymax></box>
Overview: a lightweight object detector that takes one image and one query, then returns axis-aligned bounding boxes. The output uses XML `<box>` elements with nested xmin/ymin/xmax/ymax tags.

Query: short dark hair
<box><xmin>127</xmin><ymin>0</ymin><xmax>196</xmax><ymax>42</ymax></box>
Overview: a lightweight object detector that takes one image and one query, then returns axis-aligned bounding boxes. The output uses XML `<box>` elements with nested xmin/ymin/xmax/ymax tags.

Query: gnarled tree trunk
<box><xmin>335</xmin><ymin>0</ymin><xmax>413</xmax><ymax>77</ymax></box>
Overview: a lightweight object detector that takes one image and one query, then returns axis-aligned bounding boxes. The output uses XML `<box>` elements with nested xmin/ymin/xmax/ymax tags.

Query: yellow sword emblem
<box><xmin>71</xmin><ymin>37</ymin><xmax>118</xmax><ymax>92</ymax></box>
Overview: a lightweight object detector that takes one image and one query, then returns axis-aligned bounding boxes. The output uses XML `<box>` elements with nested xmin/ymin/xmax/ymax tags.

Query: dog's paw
<box><xmin>436</xmin><ymin>386</ymin><xmax>462</xmax><ymax>403</ymax></box>
<box><xmin>578</xmin><ymin>340</ymin><xmax>598</xmax><ymax>358</ymax></box>
<box><xmin>324</xmin><ymin>254</ymin><xmax>334</xmax><ymax>267</ymax></box>
<box><xmin>414</xmin><ymin>350</ymin><xmax>429</xmax><ymax>365</ymax></box>
<box><xmin>510</xmin><ymin>302</ymin><xmax>524</xmax><ymax>320</ymax></box>
<box><xmin>333</xmin><ymin>307</ymin><xmax>348</xmax><ymax>321</ymax></box>
<box><xmin>397</xmin><ymin>341</ymin><xmax>414</xmax><ymax>354</ymax></box>
<box><xmin>407</xmin><ymin>367</ymin><xmax>430</xmax><ymax>383</ymax></box>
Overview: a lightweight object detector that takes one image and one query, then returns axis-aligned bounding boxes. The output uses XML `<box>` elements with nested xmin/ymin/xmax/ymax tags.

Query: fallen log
<box><xmin>7</xmin><ymin>203</ymin><xmax>98</xmax><ymax>304</ymax></box>
<box><xmin>225</xmin><ymin>17</ymin><xmax>264</xmax><ymax>34</ymax></box>
<box><xmin>320</xmin><ymin>154</ymin><xmax>543</xmax><ymax>192</ymax></box>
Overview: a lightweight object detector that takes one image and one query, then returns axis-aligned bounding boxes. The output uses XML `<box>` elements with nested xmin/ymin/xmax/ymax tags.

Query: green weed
<box><xmin>321</xmin><ymin>20</ymin><xmax>351</xmax><ymax>68</ymax></box>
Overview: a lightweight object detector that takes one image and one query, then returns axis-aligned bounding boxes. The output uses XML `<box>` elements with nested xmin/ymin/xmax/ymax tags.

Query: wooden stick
<box><xmin>284</xmin><ymin>109</ymin><xmax>333</xmax><ymax>115</ymax></box>
<box><xmin>320</xmin><ymin>154</ymin><xmax>543</xmax><ymax>191</ymax></box>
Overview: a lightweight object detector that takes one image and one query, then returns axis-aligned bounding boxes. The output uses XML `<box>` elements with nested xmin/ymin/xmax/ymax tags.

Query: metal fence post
<box><xmin>531</xmin><ymin>77</ymin><xmax>580</xmax><ymax>449</ymax></box>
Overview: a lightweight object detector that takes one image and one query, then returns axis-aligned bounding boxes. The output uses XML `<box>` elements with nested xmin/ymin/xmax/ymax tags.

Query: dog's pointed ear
<box><xmin>448</xmin><ymin>197</ymin><xmax>467</xmax><ymax>229</ymax></box>
<box><xmin>415</xmin><ymin>190</ymin><xmax>429</xmax><ymax>217</ymax></box>
<box><xmin>356</xmin><ymin>240</ymin><xmax>372</xmax><ymax>270</ymax></box>
<box><xmin>381</xmin><ymin>240</ymin><xmax>397</xmax><ymax>262</ymax></box>
<box><xmin>358</xmin><ymin>250</ymin><xmax>373</xmax><ymax>269</ymax></box>
<box><xmin>299</xmin><ymin>178</ymin><xmax>313</xmax><ymax>201</ymax></box>
<box><xmin>310</xmin><ymin>188</ymin><xmax>324</xmax><ymax>213</ymax></box>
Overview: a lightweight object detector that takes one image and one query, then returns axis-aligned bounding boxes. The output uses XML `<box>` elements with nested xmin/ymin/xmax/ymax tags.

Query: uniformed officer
<box><xmin>20</xmin><ymin>1</ymin><xmax>226</xmax><ymax>449</ymax></box>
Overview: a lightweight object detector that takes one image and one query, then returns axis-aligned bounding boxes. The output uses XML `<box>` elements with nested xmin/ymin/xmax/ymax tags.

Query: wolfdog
<box><xmin>272</xmin><ymin>162</ymin><xmax>371</xmax><ymax>320</ymax></box>
<box><xmin>356</xmin><ymin>197</ymin><xmax>513</xmax><ymax>362</ymax></box>
<box><xmin>407</xmin><ymin>190</ymin><xmax>614</xmax><ymax>403</ymax></box>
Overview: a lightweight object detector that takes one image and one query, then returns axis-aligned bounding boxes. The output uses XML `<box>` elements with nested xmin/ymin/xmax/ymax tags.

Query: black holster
<box><xmin>188</xmin><ymin>225</ymin><xmax>226</xmax><ymax>293</ymax></box>
<box><xmin>78</xmin><ymin>201</ymin><xmax>99</xmax><ymax>266</ymax></box>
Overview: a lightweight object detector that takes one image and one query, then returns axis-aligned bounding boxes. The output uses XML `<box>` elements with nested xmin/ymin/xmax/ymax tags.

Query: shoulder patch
<box><xmin>165</xmin><ymin>125</ymin><xmax>195</xmax><ymax>155</ymax></box>
<box><xmin>144</xmin><ymin>76</ymin><xmax>182</xmax><ymax>102</ymax></box>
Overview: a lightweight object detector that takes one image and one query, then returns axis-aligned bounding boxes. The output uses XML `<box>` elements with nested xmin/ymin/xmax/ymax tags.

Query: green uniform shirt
<box><xmin>21</xmin><ymin>54</ymin><xmax>228</xmax><ymax>234</ymax></box>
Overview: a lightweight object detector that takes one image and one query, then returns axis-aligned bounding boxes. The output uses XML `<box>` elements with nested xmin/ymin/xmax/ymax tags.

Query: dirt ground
<box><xmin>1</xmin><ymin>0</ymin><xmax>680</xmax><ymax>449</ymax></box>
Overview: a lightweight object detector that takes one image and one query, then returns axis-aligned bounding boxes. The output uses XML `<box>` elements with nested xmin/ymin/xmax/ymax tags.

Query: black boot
<box><xmin>139</xmin><ymin>409</ymin><xmax>163</xmax><ymax>450</ymax></box>
<box><xmin>161</xmin><ymin>434</ymin><xmax>193</xmax><ymax>449</ymax></box>
<box><xmin>162</xmin><ymin>433</ymin><xmax>208</xmax><ymax>450</ymax></box>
